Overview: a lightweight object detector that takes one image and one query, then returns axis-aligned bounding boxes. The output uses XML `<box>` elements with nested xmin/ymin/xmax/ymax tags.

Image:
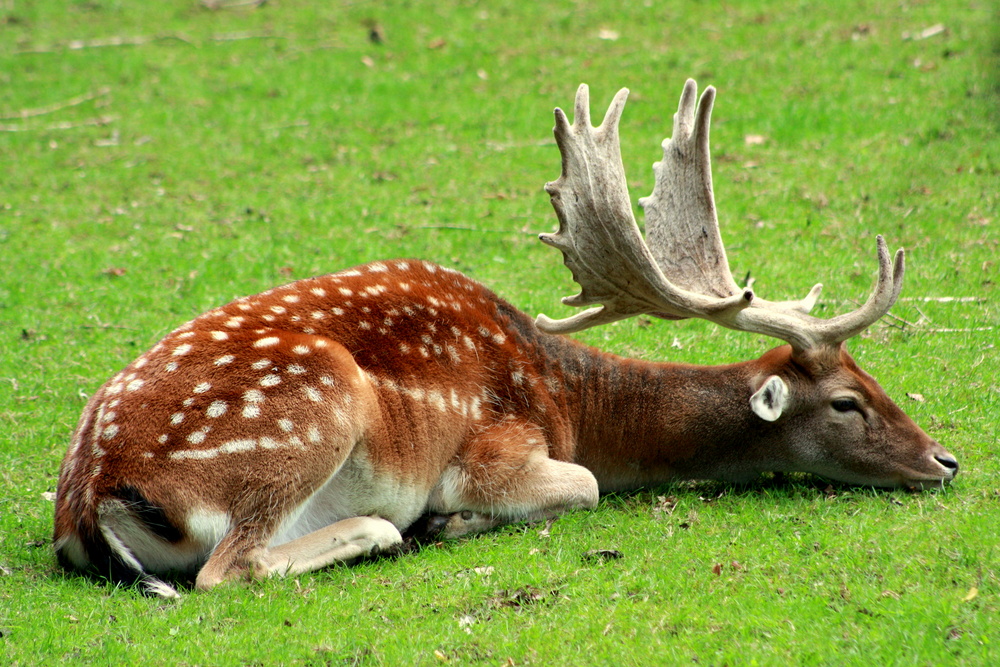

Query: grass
<box><xmin>1</xmin><ymin>0</ymin><xmax>998</xmax><ymax>664</ymax></box>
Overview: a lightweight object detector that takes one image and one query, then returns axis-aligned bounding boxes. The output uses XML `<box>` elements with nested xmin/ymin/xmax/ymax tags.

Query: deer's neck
<box><xmin>552</xmin><ymin>341</ymin><xmax>780</xmax><ymax>491</ymax></box>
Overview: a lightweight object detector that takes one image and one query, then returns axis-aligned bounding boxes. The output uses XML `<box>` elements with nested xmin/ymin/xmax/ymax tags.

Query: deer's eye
<box><xmin>832</xmin><ymin>398</ymin><xmax>860</xmax><ymax>413</ymax></box>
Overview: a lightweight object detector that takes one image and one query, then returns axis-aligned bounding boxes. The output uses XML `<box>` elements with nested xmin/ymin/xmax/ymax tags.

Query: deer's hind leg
<box><xmin>426</xmin><ymin>418</ymin><xmax>599</xmax><ymax>539</ymax></box>
<box><xmin>195</xmin><ymin>516</ymin><xmax>403</xmax><ymax>591</ymax></box>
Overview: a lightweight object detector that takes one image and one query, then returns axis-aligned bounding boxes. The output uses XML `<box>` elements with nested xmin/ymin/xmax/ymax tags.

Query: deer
<box><xmin>53</xmin><ymin>79</ymin><xmax>958</xmax><ymax>598</ymax></box>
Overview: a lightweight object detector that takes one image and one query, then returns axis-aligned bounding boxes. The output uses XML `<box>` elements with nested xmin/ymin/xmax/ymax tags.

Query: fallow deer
<box><xmin>53</xmin><ymin>80</ymin><xmax>958</xmax><ymax>598</ymax></box>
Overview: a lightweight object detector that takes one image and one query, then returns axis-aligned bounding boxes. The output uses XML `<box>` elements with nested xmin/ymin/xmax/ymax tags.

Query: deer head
<box><xmin>536</xmin><ymin>80</ymin><xmax>958</xmax><ymax>489</ymax></box>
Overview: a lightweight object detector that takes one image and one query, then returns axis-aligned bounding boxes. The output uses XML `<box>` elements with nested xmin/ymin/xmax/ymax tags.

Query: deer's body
<box><xmin>54</xmin><ymin>80</ymin><xmax>957</xmax><ymax>598</ymax></box>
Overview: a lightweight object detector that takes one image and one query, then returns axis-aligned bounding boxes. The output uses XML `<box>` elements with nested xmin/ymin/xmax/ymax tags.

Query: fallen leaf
<box><xmin>41</xmin><ymin>491</ymin><xmax>56</xmax><ymax>502</ymax></box>
<box><xmin>962</xmin><ymin>587</ymin><xmax>978</xmax><ymax>602</ymax></box>
<box><xmin>597</xmin><ymin>28</ymin><xmax>619</xmax><ymax>41</ymax></box>
<box><xmin>712</xmin><ymin>563</ymin><xmax>723</xmax><ymax>576</ymax></box>
<box><xmin>744</xmin><ymin>134</ymin><xmax>767</xmax><ymax>145</ymax></box>
<box><xmin>902</xmin><ymin>24</ymin><xmax>947</xmax><ymax>41</ymax></box>
<box><xmin>427</xmin><ymin>38</ymin><xmax>447</xmax><ymax>49</ymax></box>
<box><xmin>361</xmin><ymin>55</ymin><xmax>375</xmax><ymax>68</ymax></box>
<box><xmin>906</xmin><ymin>392</ymin><xmax>926</xmax><ymax>402</ymax></box>
<box><xmin>103</xmin><ymin>267</ymin><xmax>127</xmax><ymax>277</ymax></box>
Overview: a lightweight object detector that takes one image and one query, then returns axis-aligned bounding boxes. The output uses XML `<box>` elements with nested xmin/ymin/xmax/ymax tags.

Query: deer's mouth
<box><xmin>901</xmin><ymin>453</ymin><xmax>959</xmax><ymax>490</ymax></box>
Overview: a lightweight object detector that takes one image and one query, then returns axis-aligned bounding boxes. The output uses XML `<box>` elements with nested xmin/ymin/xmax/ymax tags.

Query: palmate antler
<box><xmin>536</xmin><ymin>79</ymin><xmax>904</xmax><ymax>352</ymax></box>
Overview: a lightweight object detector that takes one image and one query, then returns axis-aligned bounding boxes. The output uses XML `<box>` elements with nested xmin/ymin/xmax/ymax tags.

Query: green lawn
<box><xmin>1</xmin><ymin>1</ymin><xmax>997</xmax><ymax>664</ymax></box>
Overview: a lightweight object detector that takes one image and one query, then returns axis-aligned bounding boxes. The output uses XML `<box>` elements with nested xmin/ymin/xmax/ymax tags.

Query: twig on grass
<box><xmin>414</xmin><ymin>225</ymin><xmax>536</xmax><ymax>234</ymax></box>
<box><xmin>899</xmin><ymin>296</ymin><xmax>985</xmax><ymax>303</ymax></box>
<box><xmin>80</xmin><ymin>324</ymin><xmax>138</xmax><ymax>331</ymax></box>
<box><xmin>16</xmin><ymin>32</ymin><xmax>277</xmax><ymax>54</ymax></box>
<box><xmin>0</xmin><ymin>87</ymin><xmax>110</xmax><ymax>120</ymax></box>
<box><xmin>0</xmin><ymin>115</ymin><xmax>118</xmax><ymax>133</ymax></box>
<box><xmin>201</xmin><ymin>0</ymin><xmax>268</xmax><ymax>9</ymax></box>
<box><xmin>882</xmin><ymin>310</ymin><xmax>993</xmax><ymax>334</ymax></box>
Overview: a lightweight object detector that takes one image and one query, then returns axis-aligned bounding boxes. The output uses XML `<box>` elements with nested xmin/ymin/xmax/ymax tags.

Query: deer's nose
<box><xmin>934</xmin><ymin>453</ymin><xmax>959</xmax><ymax>477</ymax></box>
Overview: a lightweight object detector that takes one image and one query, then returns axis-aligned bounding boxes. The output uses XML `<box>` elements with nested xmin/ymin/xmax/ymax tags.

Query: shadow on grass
<box><xmin>51</xmin><ymin>472</ymin><xmax>948</xmax><ymax>598</ymax></box>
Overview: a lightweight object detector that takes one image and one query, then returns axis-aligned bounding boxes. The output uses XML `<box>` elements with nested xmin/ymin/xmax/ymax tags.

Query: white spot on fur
<box><xmin>187</xmin><ymin>427</ymin><xmax>210</xmax><ymax>444</ymax></box>
<box><xmin>211</xmin><ymin>331</ymin><xmax>229</xmax><ymax>341</ymax></box>
<box><xmin>282</xmin><ymin>295</ymin><xmax>300</xmax><ymax>304</ymax></box>
<box><xmin>311</xmin><ymin>287</ymin><xmax>327</xmax><ymax>297</ymax></box>
<box><xmin>277</xmin><ymin>418</ymin><xmax>294</xmax><ymax>433</ymax></box>
<box><xmin>307</xmin><ymin>425</ymin><xmax>322</xmax><ymax>443</ymax></box>
<box><xmin>173</xmin><ymin>344</ymin><xmax>193</xmax><ymax>356</ymax></box>
<box><xmin>242</xmin><ymin>404</ymin><xmax>261</xmax><ymax>418</ymax></box>
<box><xmin>369</xmin><ymin>262</ymin><xmax>388</xmax><ymax>273</ymax></box>
<box><xmin>428</xmin><ymin>390</ymin><xmax>447</xmax><ymax>412</ymax></box>
<box><xmin>303</xmin><ymin>386</ymin><xmax>322</xmax><ymax>402</ymax></box>
<box><xmin>215</xmin><ymin>355</ymin><xmax>235</xmax><ymax>366</ymax></box>
<box><xmin>207</xmin><ymin>401</ymin><xmax>228</xmax><ymax>418</ymax></box>
<box><xmin>292</xmin><ymin>345</ymin><xmax>310</xmax><ymax>355</ymax></box>
<box><xmin>102</xmin><ymin>424</ymin><xmax>119</xmax><ymax>439</ymax></box>
<box><xmin>252</xmin><ymin>359</ymin><xmax>271</xmax><ymax>370</ymax></box>
<box><xmin>170</xmin><ymin>412</ymin><xmax>185</xmax><ymax>425</ymax></box>
<box><xmin>260</xmin><ymin>375</ymin><xmax>281</xmax><ymax>387</ymax></box>
<box><xmin>193</xmin><ymin>382</ymin><xmax>211</xmax><ymax>394</ymax></box>
<box><xmin>221</xmin><ymin>439</ymin><xmax>256</xmax><ymax>454</ymax></box>
<box><xmin>287</xmin><ymin>364</ymin><xmax>307</xmax><ymax>375</ymax></box>
<box><xmin>244</xmin><ymin>389</ymin><xmax>264</xmax><ymax>403</ymax></box>
<box><xmin>166</xmin><ymin>362</ymin><xmax>179</xmax><ymax>372</ymax></box>
<box><xmin>338</xmin><ymin>287</ymin><xmax>353</xmax><ymax>297</ymax></box>
<box><xmin>255</xmin><ymin>336</ymin><xmax>280</xmax><ymax>348</ymax></box>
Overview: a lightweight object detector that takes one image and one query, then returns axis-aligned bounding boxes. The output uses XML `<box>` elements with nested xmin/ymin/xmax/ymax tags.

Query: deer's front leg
<box><xmin>425</xmin><ymin>419</ymin><xmax>599</xmax><ymax>539</ymax></box>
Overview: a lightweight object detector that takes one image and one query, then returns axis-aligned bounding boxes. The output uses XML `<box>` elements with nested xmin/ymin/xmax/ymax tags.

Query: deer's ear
<box><xmin>750</xmin><ymin>375</ymin><xmax>789</xmax><ymax>422</ymax></box>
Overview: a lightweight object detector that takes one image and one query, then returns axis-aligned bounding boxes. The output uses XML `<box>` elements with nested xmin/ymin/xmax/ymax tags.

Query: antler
<box><xmin>535</xmin><ymin>79</ymin><xmax>904</xmax><ymax>352</ymax></box>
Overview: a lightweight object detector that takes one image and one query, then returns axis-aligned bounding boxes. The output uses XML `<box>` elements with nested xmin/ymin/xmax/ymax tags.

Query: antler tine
<box><xmin>800</xmin><ymin>236</ymin><xmax>905</xmax><ymax>345</ymax></box>
<box><xmin>536</xmin><ymin>84</ymin><xmax>751</xmax><ymax>335</ymax></box>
